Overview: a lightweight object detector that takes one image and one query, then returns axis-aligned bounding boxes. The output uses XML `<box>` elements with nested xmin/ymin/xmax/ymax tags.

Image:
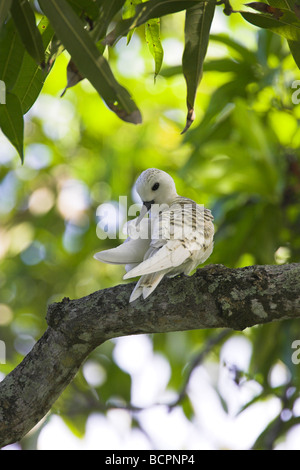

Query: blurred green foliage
<box><xmin>0</xmin><ymin>3</ymin><xmax>300</xmax><ymax>450</ymax></box>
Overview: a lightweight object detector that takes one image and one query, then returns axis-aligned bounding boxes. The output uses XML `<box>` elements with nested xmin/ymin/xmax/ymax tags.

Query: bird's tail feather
<box><xmin>129</xmin><ymin>272</ymin><xmax>165</xmax><ymax>302</ymax></box>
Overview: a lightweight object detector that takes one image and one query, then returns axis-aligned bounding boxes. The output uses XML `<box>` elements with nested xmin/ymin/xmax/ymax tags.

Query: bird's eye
<box><xmin>152</xmin><ymin>182</ymin><xmax>159</xmax><ymax>191</ymax></box>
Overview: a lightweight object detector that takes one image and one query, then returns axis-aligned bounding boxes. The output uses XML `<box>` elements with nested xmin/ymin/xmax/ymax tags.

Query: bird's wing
<box><xmin>124</xmin><ymin>199</ymin><xmax>214</xmax><ymax>279</ymax></box>
<box><xmin>123</xmin><ymin>240</ymin><xmax>190</xmax><ymax>278</ymax></box>
<box><xmin>94</xmin><ymin>236</ymin><xmax>150</xmax><ymax>265</ymax></box>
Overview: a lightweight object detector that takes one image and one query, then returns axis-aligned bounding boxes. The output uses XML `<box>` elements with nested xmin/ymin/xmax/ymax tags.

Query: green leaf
<box><xmin>0</xmin><ymin>18</ymin><xmax>25</xmax><ymax>89</ymax></box>
<box><xmin>95</xmin><ymin>0</ymin><xmax>127</xmax><ymax>40</ymax></box>
<box><xmin>209</xmin><ymin>33</ymin><xmax>257</xmax><ymax>65</ymax></box>
<box><xmin>123</xmin><ymin>0</ymin><xmax>143</xmax><ymax>44</ymax></box>
<box><xmin>266</xmin><ymin>0</ymin><xmax>296</xmax><ymax>8</ymax></box>
<box><xmin>0</xmin><ymin>0</ymin><xmax>12</xmax><ymax>31</ymax></box>
<box><xmin>181</xmin><ymin>1</ymin><xmax>215</xmax><ymax>133</ymax></box>
<box><xmin>288</xmin><ymin>38</ymin><xmax>300</xmax><ymax>68</ymax></box>
<box><xmin>38</xmin><ymin>0</ymin><xmax>142</xmax><ymax>124</ymax></box>
<box><xmin>266</xmin><ymin>0</ymin><xmax>300</xmax><ymax>69</ymax></box>
<box><xmin>0</xmin><ymin>92</ymin><xmax>24</xmax><ymax>161</ymax></box>
<box><xmin>10</xmin><ymin>0</ymin><xmax>45</xmax><ymax>66</ymax></box>
<box><xmin>241</xmin><ymin>9</ymin><xmax>300</xmax><ymax>41</ymax></box>
<box><xmin>11</xmin><ymin>17</ymin><xmax>54</xmax><ymax>114</ymax></box>
<box><xmin>252</xmin><ymin>415</ymin><xmax>300</xmax><ymax>450</ymax></box>
<box><xmin>145</xmin><ymin>18</ymin><xmax>164</xmax><ymax>80</ymax></box>
<box><xmin>104</xmin><ymin>0</ymin><xmax>201</xmax><ymax>46</ymax></box>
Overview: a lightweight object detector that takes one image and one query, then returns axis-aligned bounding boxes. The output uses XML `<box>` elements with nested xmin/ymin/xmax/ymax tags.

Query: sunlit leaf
<box><xmin>11</xmin><ymin>0</ymin><xmax>45</xmax><ymax>67</ymax></box>
<box><xmin>181</xmin><ymin>1</ymin><xmax>215</xmax><ymax>133</ymax></box>
<box><xmin>104</xmin><ymin>0</ymin><xmax>201</xmax><ymax>46</ymax></box>
<box><xmin>145</xmin><ymin>18</ymin><xmax>163</xmax><ymax>80</ymax></box>
<box><xmin>123</xmin><ymin>0</ymin><xmax>143</xmax><ymax>44</ymax></box>
<box><xmin>38</xmin><ymin>0</ymin><xmax>142</xmax><ymax>124</ymax></box>
<box><xmin>0</xmin><ymin>92</ymin><xmax>24</xmax><ymax>162</ymax></box>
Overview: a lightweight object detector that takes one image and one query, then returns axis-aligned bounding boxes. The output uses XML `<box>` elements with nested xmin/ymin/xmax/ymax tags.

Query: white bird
<box><xmin>94</xmin><ymin>168</ymin><xmax>214</xmax><ymax>302</ymax></box>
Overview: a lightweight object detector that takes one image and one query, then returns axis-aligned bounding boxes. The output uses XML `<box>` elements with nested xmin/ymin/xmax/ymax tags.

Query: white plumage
<box><xmin>94</xmin><ymin>168</ymin><xmax>214</xmax><ymax>302</ymax></box>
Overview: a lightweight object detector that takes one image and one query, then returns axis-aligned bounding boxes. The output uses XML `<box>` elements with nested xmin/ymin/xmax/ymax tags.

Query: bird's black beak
<box><xmin>144</xmin><ymin>200</ymin><xmax>154</xmax><ymax>211</ymax></box>
<box><xmin>136</xmin><ymin>200</ymin><xmax>154</xmax><ymax>225</ymax></box>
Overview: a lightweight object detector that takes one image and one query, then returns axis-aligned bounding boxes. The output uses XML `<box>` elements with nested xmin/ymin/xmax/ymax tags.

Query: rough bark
<box><xmin>1</xmin><ymin>263</ymin><xmax>300</xmax><ymax>447</ymax></box>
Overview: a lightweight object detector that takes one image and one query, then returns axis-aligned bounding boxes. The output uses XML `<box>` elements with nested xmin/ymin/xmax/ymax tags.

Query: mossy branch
<box><xmin>1</xmin><ymin>263</ymin><xmax>300</xmax><ymax>447</ymax></box>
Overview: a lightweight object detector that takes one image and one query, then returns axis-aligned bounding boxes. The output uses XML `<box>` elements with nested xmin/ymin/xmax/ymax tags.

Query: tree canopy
<box><xmin>0</xmin><ymin>0</ymin><xmax>300</xmax><ymax>450</ymax></box>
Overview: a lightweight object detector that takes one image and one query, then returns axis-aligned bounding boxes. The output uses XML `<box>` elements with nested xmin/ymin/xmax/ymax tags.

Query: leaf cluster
<box><xmin>1</xmin><ymin>0</ymin><xmax>300</xmax><ymax>161</ymax></box>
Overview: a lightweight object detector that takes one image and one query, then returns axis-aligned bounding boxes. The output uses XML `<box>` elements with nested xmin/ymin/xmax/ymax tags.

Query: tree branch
<box><xmin>1</xmin><ymin>263</ymin><xmax>300</xmax><ymax>447</ymax></box>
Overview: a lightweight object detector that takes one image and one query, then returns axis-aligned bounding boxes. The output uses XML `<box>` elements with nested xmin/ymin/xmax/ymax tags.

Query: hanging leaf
<box><xmin>10</xmin><ymin>0</ymin><xmax>45</xmax><ymax>67</ymax></box>
<box><xmin>266</xmin><ymin>0</ymin><xmax>300</xmax><ymax>70</ymax></box>
<box><xmin>123</xmin><ymin>0</ymin><xmax>143</xmax><ymax>44</ymax></box>
<box><xmin>241</xmin><ymin>9</ymin><xmax>300</xmax><ymax>41</ymax></box>
<box><xmin>0</xmin><ymin>18</ymin><xmax>25</xmax><ymax>89</ymax></box>
<box><xmin>181</xmin><ymin>0</ymin><xmax>216</xmax><ymax>133</ymax></box>
<box><xmin>11</xmin><ymin>17</ymin><xmax>54</xmax><ymax>114</ymax></box>
<box><xmin>145</xmin><ymin>18</ymin><xmax>164</xmax><ymax>80</ymax></box>
<box><xmin>0</xmin><ymin>92</ymin><xmax>24</xmax><ymax>162</ymax></box>
<box><xmin>38</xmin><ymin>0</ymin><xmax>142</xmax><ymax>124</ymax></box>
<box><xmin>60</xmin><ymin>60</ymin><xmax>84</xmax><ymax>97</ymax></box>
<box><xmin>103</xmin><ymin>0</ymin><xmax>200</xmax><ymax>46</ymax></box>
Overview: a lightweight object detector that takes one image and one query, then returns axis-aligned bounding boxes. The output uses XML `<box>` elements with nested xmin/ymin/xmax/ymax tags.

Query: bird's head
<box><xmin>135</xmin><ymin>168</ymin><xmax>178</xmax><ymax>223</ymax></box>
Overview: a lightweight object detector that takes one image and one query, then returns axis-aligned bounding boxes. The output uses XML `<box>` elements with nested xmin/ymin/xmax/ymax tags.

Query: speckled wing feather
<box><xmin>124</xmin><ymin>197</ymin><xmax>214</xmax><ymax>297</ymax></box>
